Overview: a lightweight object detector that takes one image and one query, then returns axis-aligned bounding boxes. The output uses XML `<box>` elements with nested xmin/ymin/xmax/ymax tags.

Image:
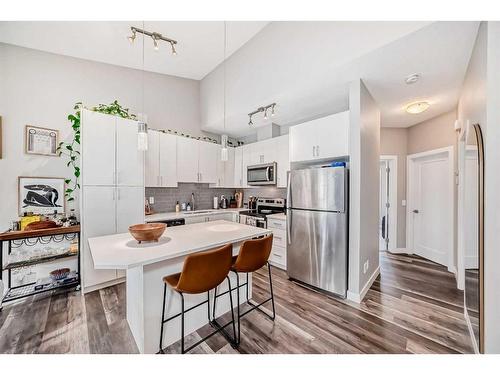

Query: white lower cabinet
<box><xmin>82</xmin><ymin>186</ymin><xmax>144</xmax><ymax>290</ymax></box>
<box><xmin>268</xmin><ymin>218</ymin><xmax>287</xmax><ymax>270</ymax></box>
<box><xmin>82</xmin><ymin>186</ymin><xmax>119</xmax><ymax>289</ymax></box>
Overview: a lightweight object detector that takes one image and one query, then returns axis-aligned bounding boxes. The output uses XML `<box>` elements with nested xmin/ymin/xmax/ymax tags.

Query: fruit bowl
<box><xmin>128</xmin><ymin>223</ymin><xmax>166</xmax><ymax>244</ymax></box>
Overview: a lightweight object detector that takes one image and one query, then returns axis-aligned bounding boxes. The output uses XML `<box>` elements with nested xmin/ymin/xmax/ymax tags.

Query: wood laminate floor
<box><xmin>0</xmin><ymin>252</ymin><xmax>473</xmax><ymax>354</ymax></box>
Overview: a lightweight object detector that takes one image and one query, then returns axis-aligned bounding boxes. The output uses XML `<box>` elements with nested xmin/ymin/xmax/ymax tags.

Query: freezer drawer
<box><xmin>286</xmin><ymin>208</ymin><xmax>347</xmax><ymax>297</ymax></box>
<box><xmin>288</xmin><ymin>167</ymin><xmax>346</xmax><ymax>212</ymax></box>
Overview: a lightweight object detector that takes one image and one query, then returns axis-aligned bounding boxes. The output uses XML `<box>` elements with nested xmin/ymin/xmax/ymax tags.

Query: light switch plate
<box><xmin>149</xmin><ymin>196</ymin><xmax>155</xmax><ymax>204</ymax></box>
<box><xmin>401</xmin><ymin>200</ymin><xmax>407</xmax><ymax>207</ymax></box>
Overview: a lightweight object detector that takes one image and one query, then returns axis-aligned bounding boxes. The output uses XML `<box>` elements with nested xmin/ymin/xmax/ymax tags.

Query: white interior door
<box><xmin>408</xmin><ymin>149</ymin><xmax>453</xmax><ymax>267</ymax></box>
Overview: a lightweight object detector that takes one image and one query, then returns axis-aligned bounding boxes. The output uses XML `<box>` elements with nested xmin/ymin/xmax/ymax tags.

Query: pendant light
<box><xmin>138</xmin><ymin>21</ymin><xmax>148</xmax><ymax>151</ymax></box>
<box><xmin>220</xmin><ymin>21</ymin><xmax>228</xmax><ymax>162</ymax></box>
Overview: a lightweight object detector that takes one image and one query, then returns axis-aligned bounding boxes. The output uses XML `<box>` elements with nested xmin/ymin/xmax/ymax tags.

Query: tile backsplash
<box><xmin>146</xmin><ymin>183</ymin><xmax>286</xmax><ymax>212</ymax></box>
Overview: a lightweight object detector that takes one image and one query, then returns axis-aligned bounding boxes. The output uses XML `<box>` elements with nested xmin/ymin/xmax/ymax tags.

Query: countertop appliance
<box><xmin>220</xmin><ymin>195</ymin><xmax>228</xmax><ymax>209</ymax></box>
<box><xmin>247</xmin><ymin>162</ymin><xmax>277</xmax><ymax>186</ymax></box>
<box><xmin>239</xmin><ymin>197</ymin><xmax>285</xmax><ymax>228</ymax></box>
<box><xmin>286</xmin><ymin>166</ymin><xmax>348</xmax><ymax>298</ymax></box>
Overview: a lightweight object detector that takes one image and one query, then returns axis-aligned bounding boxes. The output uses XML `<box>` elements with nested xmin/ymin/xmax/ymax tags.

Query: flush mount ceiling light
<box><xmin>248</xmin><ymin>103</ymin><xmax>276</xmax><ymax>126</ymax></box>
<box><xmin>128</xmin><ymin>26</ymin><xmax>178</xmax><ymax>56</ymax></box>
<box><xmin>405</xmin><ymin>73</ymin><xmax>421</xmax><ymax>85</ymax></box>
<box><xmin>405</xmin><ymin>101</ymin><xmax>430</xmax><ymax>114</ymax></box>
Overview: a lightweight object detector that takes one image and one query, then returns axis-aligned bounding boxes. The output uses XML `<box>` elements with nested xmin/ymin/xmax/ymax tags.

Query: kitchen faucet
<box><xmin>191</xmin><ymin>192</ymin><xmax>195</xmax><ymax>211</ymax></box>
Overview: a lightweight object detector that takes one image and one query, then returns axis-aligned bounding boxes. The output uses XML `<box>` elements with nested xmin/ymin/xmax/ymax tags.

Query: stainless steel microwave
<box><xmin>247</xmin><ymin>162</ymin><xmax>277</xmax><ymax>185</ymax></box>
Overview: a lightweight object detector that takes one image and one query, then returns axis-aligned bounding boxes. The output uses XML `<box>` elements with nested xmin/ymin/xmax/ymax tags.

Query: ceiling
<box><xmin>199</xmin><ymin>21</ymin><xmax>479</xmax><ymax>137</ymax></box>
<box><xmin>0</xmin><ymin>21</ymin><xmax>480</xmax><ymax>136</ymax></box>
<box><xmin>0</xmin><ymin>21</ymin><xmax>268</xmax><ymax>80</ymax></box>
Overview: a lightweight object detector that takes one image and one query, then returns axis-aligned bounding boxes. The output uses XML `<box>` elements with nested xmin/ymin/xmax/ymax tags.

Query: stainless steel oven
<box><xmin>247</xmin><ymin>162</ymin><xmax>277</xmax><ymax>186</ymax></box>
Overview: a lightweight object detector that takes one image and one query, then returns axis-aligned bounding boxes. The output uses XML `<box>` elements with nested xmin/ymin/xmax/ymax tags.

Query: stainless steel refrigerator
<box><xmin>286</xmin><ymin>166</ymin><xmax>348</xmax><ymax>297</ymax></box>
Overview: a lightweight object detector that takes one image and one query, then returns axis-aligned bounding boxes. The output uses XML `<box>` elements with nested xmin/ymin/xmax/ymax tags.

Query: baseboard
<box><xmin>82</xmin><ymin>277</ymin><xmax>125</xmax><ymax>294</ymax></box>
<box><xmin>388</xmin><ymin>247</ymin><xmax>412</xmax><ymax>255</ymax></box>
<box><xmin>347</xmin><ymin>266</ymin><xmax>380</xmax><ymax>303</ymax></box>
<box><xmin>464</xmin><ymin>304</ymin><xmax>479</xmax><ymax>354</ymax></box>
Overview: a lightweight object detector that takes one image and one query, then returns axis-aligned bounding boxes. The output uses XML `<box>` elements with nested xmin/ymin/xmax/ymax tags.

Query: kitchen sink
<box><xmin>183</xmin><ymin>210</ymin><xmax>213</xmax><ymax>215</ymax></box>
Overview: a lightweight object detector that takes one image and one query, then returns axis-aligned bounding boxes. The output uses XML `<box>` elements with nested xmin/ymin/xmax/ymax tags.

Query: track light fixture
<box><xmin>128</xmin><ymin>26</ymin><xmax>178</xmax><ymax>56</ymax></box>
<box><xmin>248</xmin><ymin>103</ymin><xmax>276</xmax><ymax>126</ymax></box>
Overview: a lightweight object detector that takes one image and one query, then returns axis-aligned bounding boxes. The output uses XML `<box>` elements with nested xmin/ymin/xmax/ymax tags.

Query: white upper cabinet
<box><xmin>234</xmin><ymin>146</ymin><xmax>243</xmax><ymax>188</ymax></box>
<box><xmin>81</xmin><ymin>110</ymin><xmax>116</xmax><ymax>186</ymax></box>
<box><xmin>198</xmin><ymin>141</ymin><xmax>218</xmax><ymax>183</ymax></box>
<box><xmin>176</xmin><ymin>137</ymin><xmax>200</xmax><ymax>183</ymax></box>
<box><xmin>276</xmin><ymin>135</ymin><xmax>290</xmax><ymax>188</ymax></box>
<box><xmin>159</xmin><ymin>133</ymin><xmax>177</xmax><ymax>187</ymax></box>
<box><xmin>241</xmin><ymin>144</ymin><xmax>253</xmax><ymax>187</ymax></box>
<box><xmin>224</xmin><ymin>147</ymin><xmax>235</xmax><ymax>188</ymax></box>
<box><xmin>290</xmin><ymin>110</ymin><xmax>349</xmax><ymax>162</ymax></box>
<box><xmin>145</xmin><ymin>131</ymin><xmax>160</xmax><ymax>187</ymax></box>
<box><xmin>251</xmin><ymin>138</ymin><xmax>276</xmax><ymax>165</ymax></box>
<box><xmin>116</xmin><ymin>117</ymin><xmax>144</xmax><ymax>187</ymax></box>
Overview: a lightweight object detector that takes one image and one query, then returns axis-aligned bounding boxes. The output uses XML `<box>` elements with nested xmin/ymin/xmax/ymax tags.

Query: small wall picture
<box><xmin>18</xmin><ymin>177</ymin><xmax>65</xmax><ymax>215</ymax></box>
<box><xmin>25</xmin><ymin>125</ymin><xmax>59</xmax><ymax>156</ymax></box>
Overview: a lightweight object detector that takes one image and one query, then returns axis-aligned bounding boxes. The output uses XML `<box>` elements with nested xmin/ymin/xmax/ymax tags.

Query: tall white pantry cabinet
<box><xmin>80</xmin><ymin>109</ymin><xmax>144</xmax><ymax>292</ymax></box>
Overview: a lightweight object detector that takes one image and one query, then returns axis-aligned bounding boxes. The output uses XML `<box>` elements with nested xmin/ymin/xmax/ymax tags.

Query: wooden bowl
<box><xmin>128</xmin><ymin>223</ymin><xmax>166</xmax><ymax>243</ymax></box>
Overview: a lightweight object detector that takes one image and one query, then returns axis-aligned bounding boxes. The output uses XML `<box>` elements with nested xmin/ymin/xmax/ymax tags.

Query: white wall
<box><xmin>0</xmin><ymin>43</ymin><xmax>206</xmax><ymax>230</ymax></box>
<box><xmin>348</xmin><ymin>79</ymin><xmax>381</xmax><ymax>301</ymax></box>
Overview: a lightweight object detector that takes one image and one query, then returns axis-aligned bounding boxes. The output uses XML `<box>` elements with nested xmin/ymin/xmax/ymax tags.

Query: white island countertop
<box><xmin>88</xmin><ymin>220</ymin><xmax>271</xmax><ymax>270</ymax></box>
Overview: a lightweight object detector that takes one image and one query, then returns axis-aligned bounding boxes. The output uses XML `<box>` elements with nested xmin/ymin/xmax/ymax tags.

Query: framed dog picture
<box><xmin>18</xmin><ymin>176</ymin><xmax>65</xmax><ymax>215</ymax></box>
<box><xmin>25</xmin><ymin>125</ymin><xmax>59</xmax><ymax>156</ymax></box>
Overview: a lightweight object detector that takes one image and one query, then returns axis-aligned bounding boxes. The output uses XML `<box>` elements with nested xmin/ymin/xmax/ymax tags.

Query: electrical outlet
<box><xmin>401</xmin><ymin>199</ymin><xmax>407</xmax><ymax>207</ymax></box>
<box><xmin>363</xmin><ymin>260</ymin><xmax>369</xmax><ymax>274</ymax></box>
<box><xmin>149</xmin><ymin>196</ymin><xmax>155</xmax><ymax>205</ymax></box>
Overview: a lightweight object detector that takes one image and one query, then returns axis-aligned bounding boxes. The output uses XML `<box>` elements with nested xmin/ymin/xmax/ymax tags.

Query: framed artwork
<box><xmin>25</xmin><ymin>125</ymin><xmax>59</xmax><ymax>156</ymax></box>
<box><xmin>18</xmin><ymin>176</ymin><xmax>66</xmax><ymax>216</ymax></box>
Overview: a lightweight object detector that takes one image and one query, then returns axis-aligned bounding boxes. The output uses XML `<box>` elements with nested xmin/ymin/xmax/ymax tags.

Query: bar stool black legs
<box><xmin>212</xmin><ymin>262</ymin><xmax>276</xmax><ymax>346</ymax></box>
<box><xmin>159</xmin><ymin>276</ymin><xmax>237</xmax><ymax>354</ymax></box>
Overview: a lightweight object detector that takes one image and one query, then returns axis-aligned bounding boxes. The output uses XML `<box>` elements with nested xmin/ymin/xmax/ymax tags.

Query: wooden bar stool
<box><xmin>159</xmin><ymin>243</ymin><xmax>237</xmax><ymax>354</ymax></box>
<box><xmin>212</xmin><ymin>235</ymin><xmax>275</xmax><ymax>345</ymax></box>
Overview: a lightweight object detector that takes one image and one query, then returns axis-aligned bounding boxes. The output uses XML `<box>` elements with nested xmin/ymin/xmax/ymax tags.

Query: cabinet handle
<box><xmin>317</xmin><ymin>145</ymin><xmax>320</xmax><ymax>157</ymax></box>
<box><xmin>117</xmin><ymin>189</ymin><xmax>121</xmax><ymax>200</ymax></box>
<box><xmin>157</xmin><ymin>176</ymin><xmax>160</xmax><ymax>186</ymax></box>
<box><xmin>312</xmin><ymin>146</ymin><xmax>315</xmax><ymax>157</ymax></box>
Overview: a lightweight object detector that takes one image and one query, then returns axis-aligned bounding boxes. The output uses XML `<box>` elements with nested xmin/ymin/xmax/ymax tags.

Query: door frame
<box><xmin>380</xmin><ymin>155</ymin><xmax>398</xmax><ymax>252</ymax></box>
<box><xmin>406</xmin><ymin>146</ymin><xmax>455</xmax><ymax>271</ymax></box>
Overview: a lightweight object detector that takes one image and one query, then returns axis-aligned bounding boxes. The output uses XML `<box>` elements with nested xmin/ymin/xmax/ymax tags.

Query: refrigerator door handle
<box><xmin>286</xmin><ymin>171</ymin><xmax>292</xmax><ymax>208</ymax></box>
<box><xmin>287</xmin><ymin>209</ymin><xmax>292</xmax><ymax>245</ymax></box>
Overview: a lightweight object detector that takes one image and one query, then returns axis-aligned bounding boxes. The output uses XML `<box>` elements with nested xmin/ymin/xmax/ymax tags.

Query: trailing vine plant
<box><xmin>57</xmin><ymin>100</ymin><xmax>137</xmax><ymax>202</ymax></box>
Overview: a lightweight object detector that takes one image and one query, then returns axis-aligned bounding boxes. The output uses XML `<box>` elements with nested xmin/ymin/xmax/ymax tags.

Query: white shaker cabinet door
<box><xmin>224</xmin><ymin>147</ymin><xmax>235</xmax><ymax>188</ymax></box>
<box><xmin>116</xmin><ymin>186</ymin><xmax>144</xmax><ymax>233</ymax></box>
<box><xmin>159</xmin><ymin>133</ymin><xmax>177</xmax><ymax>187</ymax></box>
<box><xmin>233</xmin><ymin>147</ymin><xmax>243</xmax><ymax>187</ymax></box>
<box><xmin>198</xmin><ymin>141</ymin><xmax>218</xmax><ymax>183</ymax></box>
<box><xmin>81</xmin><ymin>110</ymin><xmax>116</xmax><ymax>186</ymax></box>
<box><xmin>241</xmin><ymin>144</ymin><xmax>252</xmax><ymax>187</ymax></box>
<box><xmin>145</xmin><ymin>130</ymin><xmax>160</xmax><ymax>187</ymax></box>
<box><xmin>176</xmin><ymin>137</ymin><xmax>200</xmax><ymax>183</ymax></box>
<box><xmin>277</xmin><ymin>135</ymin><xmax>290</xmax><ymax>188</ymax></box>
<box><xmin>116</xmin><ymin>117</ymin><xmax>144</xmax><ymax>187</ymax></box>
<box><xmin>82</xmin><ymin>186</ymin><xmax>117</xmax><ymax>289</ymax></box>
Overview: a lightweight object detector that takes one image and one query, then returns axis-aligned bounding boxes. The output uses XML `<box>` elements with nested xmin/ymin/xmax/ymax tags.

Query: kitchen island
<box><xmin>88</xmin><ymin>220</ymin><xmax>271</xmax><ymax>353</ymax></box>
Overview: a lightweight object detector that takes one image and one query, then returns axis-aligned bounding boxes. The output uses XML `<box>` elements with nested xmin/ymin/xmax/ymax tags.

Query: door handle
<box><xmin>412</xmin><ymin>209</ymin><xmax>419</xmax><ymax>214</ymax></box>
<box><xmin>286</xmin><ymin>209</ymin><xmax>292</xmax><ymax>245</ymax></box>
